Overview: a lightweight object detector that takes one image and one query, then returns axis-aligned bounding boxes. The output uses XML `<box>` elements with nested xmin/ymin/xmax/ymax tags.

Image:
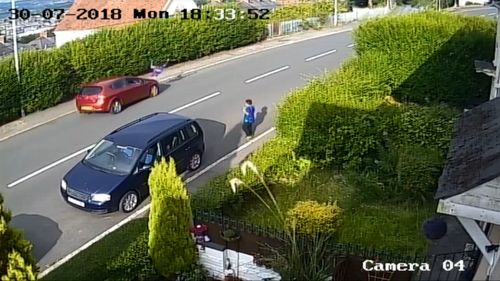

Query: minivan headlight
<box><xmin>61</xmin><ymin>179</ymin><xmax>67</xmax><ymax>190</ymax></box>
<box><xmin>91</xmin><ymin>194</ymin><xmax>111</xmax><ymax>202</ymax></box>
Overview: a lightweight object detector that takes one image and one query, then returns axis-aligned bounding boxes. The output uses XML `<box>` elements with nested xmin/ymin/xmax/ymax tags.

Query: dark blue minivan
<box><xmin>60</xmin><ymin>112</ymin><xmax>205</xmax><ymax>214</ymax></box>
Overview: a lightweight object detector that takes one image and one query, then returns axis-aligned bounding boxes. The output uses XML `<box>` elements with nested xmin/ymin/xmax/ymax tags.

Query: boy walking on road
<box><xmin>242</xmin><ymin>99</ymin><xmax>256</xmax><ymax>140</ymax></box>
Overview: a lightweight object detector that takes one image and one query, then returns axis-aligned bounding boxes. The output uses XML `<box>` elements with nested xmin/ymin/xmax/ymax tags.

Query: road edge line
<box><xmin>37</xmin><ymin>126</ymin><xmax>276</xmax><ymax>279</ymax></box>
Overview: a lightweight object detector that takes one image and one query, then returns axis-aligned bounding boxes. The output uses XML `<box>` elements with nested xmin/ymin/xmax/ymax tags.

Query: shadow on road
<box><xmin>254</xmin><ymin>106</ymin><xmax>268</xmax><ymax>132</ymax></box>
<box><xmin>187</xmin><ymin>118</ymin><xmax>244</xmax><ymax>191</ymax></box>
<box><xmin>158</xmin><ymin>83</ymin><xmax>171</xmax><ymax>93</ymax></box>
<box><xmin>10</xmin><ymin>214</ymin><xmax>62</xmax><ymax>262</ymax></box>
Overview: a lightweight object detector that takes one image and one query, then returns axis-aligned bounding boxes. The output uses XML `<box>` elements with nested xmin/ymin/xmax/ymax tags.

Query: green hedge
<box><xmin>0</xmin><ymin>49</ymin><xmax>77</xmax><ymax>122</ymax></box>
<box><xmin>193</xmin><ymin>12</ymin><xmax>491</xmax><ymax>211</ymax></box>
<box><xmin>353</xmin><ymin>12</ymin><xmax>494</xmax><ymax>107</ymax></box>
<box><xmin>267</xmin><ymin>1</ymin><xmax>348</xmax><ymax>23</ymax></box>
<box><xmin>0</xmin><ymin>6</ymin><xmax>267</xmax><ymax>125</ymax></box>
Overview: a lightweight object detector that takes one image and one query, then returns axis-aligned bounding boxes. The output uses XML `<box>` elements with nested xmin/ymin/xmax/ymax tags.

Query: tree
<box><xmin>0</xmin><ymin>193</ymin><xmax>37</xmax><ymax>281</ymax></box>
<box><xmin>148</xmin><ymin>157</ymin><xmax>196</xmax><ymax>278</ymax></box>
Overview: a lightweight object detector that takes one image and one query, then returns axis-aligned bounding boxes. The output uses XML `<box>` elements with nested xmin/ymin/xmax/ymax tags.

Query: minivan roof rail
<box><xmin>109</xmin><ymin>112</ymin><xmax>161</xmax><ymax>135</ymax></box>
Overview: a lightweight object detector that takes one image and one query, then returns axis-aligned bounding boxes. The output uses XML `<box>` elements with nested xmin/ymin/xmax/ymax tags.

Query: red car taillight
<box><xmin>96</xmin><ymin>95</ymin><xmax>105</xmax><ymax>104</ymax></box>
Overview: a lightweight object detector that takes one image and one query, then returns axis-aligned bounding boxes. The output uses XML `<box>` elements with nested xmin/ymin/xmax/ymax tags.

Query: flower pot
<box><xmin>219</xmin><ymin>229</ymin><xmax>240</xmax><ymax>242</ymax></box>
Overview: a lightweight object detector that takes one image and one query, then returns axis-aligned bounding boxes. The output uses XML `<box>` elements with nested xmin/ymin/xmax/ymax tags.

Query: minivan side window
<box><xmin>184</xmin><ymin>123</ymin><xmax>199</xmax><ymax>139</ymax></box>
<box><xmin>139</xmin><ymin>144</ymin><xmax>159</xmax><ymax>168</ymax></box>
<box><xmin>161</xmin><ymin>132</ymin><xmax>180</xmax><ymax>153</ymax></box>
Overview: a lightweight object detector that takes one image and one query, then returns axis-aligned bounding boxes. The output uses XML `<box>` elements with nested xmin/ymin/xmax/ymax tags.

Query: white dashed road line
<box><xmin>347</xmin><ymin>43</ymin><xmax>356</xmax><ymax>48</ymax></box>
<box><xmin>37</xmin><ymin>126</ymin><xmax>276</xmax><ymax>279</ymax></box>
<box><xmin>488</xmin><ymin>12</ymin><xmax>496</xmax><ymax>16</ymax></box>
<box><xmin>305</xmin><ymin>49</ymin><xmax>337</xmax><ymax>62</ymax></box>
<box><xmin>7</xmin><ymin>145</ymin><xmax>95</xmax><ymax>188</ymax></box>
<box><xmin>244</xmin><ymin>66</ymin><xmax>290</xmax><ymax>84</ymax></box>
<box><xmin>6</xmin><ymin>91</ymin><xmax>221</xmax><ymax>188</ymax></box>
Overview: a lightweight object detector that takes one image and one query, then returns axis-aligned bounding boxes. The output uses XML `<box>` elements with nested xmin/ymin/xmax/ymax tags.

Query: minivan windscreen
<box><xmin>79</xmin><ymin>86</ymin><xmax>102</xmax><ymax>96</ymax></box>
<box><xmin>83</xmin><ymin>139</ymin><xmax>143</xmax><ymax>175</ymax></box>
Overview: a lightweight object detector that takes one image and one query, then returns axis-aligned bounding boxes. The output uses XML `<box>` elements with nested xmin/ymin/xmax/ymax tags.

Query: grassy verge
<box><xmin>41</xmin><ymin>218</ymin><xmax>148</xmax><ymax>281</ymax></box>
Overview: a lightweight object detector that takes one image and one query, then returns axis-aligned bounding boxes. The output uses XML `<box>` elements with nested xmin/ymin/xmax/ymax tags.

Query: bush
<box><xmin>0</xmin><ymin>5</ymin><xmax>267</xmax><ymax>125</ymax></box>
<box><xmin>286</xmin><ymin>200</ymin><xmax>342</xmax><ymax>236</ymax></box>
<box><xmin>268</xmin><ymin>1</ymin><xmax>347</xmax><ymax>22</ymax></box>
<box><xmin>0</xmin><ymin>193</ymin><xmax>37</xmax><ymax>280</ymax></box>
<box><xmin>148</xmin><ymin>157</ymin><xmax>196</xmax><ymax>278</ymax></box>
<box><xmin>353</xmin><ymin>12</ymin><xmax>494</xmax><ymax>107</ymax></box>
<box><xmin>191</xmin><ymin>137</ymin><xmax>312</xmax><ymax>211</ymax></box>
<box><xmin>61</xmin><ymin>6</ymin><xmax>266</xmax><ymax>83</ymax></box>
<box><xmin>105</xmin><ymin>231</ymin><xmax>158</xmax><ymax>281</ymax></box>
<box><xmin>106</xmin><ymin>230</ymin><xmax>211</xmax><ymax>281</ymax></box>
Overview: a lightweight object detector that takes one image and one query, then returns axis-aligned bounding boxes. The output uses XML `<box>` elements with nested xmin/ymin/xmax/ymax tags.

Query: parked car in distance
<box><xmin>75</xmin><ymin>76</ymin><xmax>160</xmax><ymax>114</ymax></box>
<box><xmin>60</xmin><ymin>112</ymin><xmax>205</xmax><ymax>214</ymax></box>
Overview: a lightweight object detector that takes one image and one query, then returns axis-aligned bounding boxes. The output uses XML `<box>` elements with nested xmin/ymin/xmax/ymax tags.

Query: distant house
<box><xmin>0</xmin><ymin>34</ymin><xmax>13</xmax><ymax>57</ymax></box>
<box><xmin>436</xmin><ymin>96</ymin><xmax>500</xmax><ymax>280</ymax></box>
<box><xmin>54</xmin><ymin>0</ymin><xmax>198</xmax><ymax>47</ymax></box>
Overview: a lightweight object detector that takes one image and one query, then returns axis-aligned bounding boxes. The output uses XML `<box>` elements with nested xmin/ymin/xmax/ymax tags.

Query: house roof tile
<box><xmin>55</xmin><ymin>0</ymin><xmax>170</xmax><ymax>31</ymax></box>
<box><xmin>436</xmin><ymin>97</ymin><xmax>500</xmax><ymax>199</ymax></box>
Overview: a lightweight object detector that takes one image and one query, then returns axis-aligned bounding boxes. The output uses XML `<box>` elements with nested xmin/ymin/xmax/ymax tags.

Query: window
<box><xmin>185</xmin><ymin>123</ymin><xmax>199</xmax><ymax>139</ymax></box>
<box><xmin>161</xmin><ymin>133</ymin><xmax>179</xmax><ymax>153</ymax></box>
<box><xmin>140</xmin><ymin>145</ymin><xmax>159</xmax><ymax>167</ymax></box>
<box><xmin>126</xmin><ymin>78</ymin><xmax>142</xmax><ymax>85</ymax></box>
<box><xmin>79</xmin><ymin>86</ymin><xmax>102</xmax><ymax>96</ymax></box>
<box><xmin>83</xmin><ymin>139</ymin><xmax>143</xmax><ymax>175</ymax></box>
<box><xmin>179</xmin><ymin>129</ymin><xmax>186</xmax><ymax>142</ymax></box>
<box><xmin>111</xmin><ymin>79</ymin><xmax>127</xmax><ymax>89</ymax></box>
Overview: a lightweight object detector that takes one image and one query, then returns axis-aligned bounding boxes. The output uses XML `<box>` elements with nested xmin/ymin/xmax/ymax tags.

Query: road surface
<box><xmin>0</xmin><ymin>7</ymin><xmax>493</xmax><ymax>270</ymax></box>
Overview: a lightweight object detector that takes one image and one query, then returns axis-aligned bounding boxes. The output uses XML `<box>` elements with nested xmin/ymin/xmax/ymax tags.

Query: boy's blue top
<box><xmin>244</xmin><ymin>105</ymin><xmax>255</xmax><ymax>123</ymax></box>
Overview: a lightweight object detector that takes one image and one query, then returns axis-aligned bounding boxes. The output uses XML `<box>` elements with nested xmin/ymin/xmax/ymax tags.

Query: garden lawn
<box><xmin>228</xmin><ymin>168</ymin><xmax>434</xmax><ymax>256</ymax></box>
<box><xmin>41</xmin><ymin>218</ymin><xmax>148</xmax><ymax>281</ymax></box>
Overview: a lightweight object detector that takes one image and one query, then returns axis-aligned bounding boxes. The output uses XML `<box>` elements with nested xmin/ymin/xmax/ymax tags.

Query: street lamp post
<box><xmin>11</xmin><ymin>0</ymin><xmax>24</xmax><ymax>116</ymax></box>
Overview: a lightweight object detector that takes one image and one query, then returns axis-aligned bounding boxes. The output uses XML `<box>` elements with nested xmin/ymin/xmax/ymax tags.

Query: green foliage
<box><xmin>191</xmin><ymin>137</ymin><xmax>313</xmax><ymax>211</ymax></box>
<box><xmin>286</xmin><ymin>200</ymin><xmax>342</xmax><ymax>236</ymax></box>
<box><xmin>353</xmin><ymin>12</ymin><xmax>494</xmax><ymax>107</ymax></box>
<box><xmin>0</xmin><ymin>6</ymin><xmax>266</xmax><ymax>125</ymax></box>
<box><xmin>106</xmin><ymin>231</ymin><xmax>157</xmax><ymax>281</ymax></box>
<box><xmin>269</xmin><ymin>232</ymin><xmax>333</xmax><ymax>281</ymax></box>
<box><xmin>148</xmin><ymin>157</ymin><xmax>196</xmax><ymax>278</ymax></box>
<box><xmin>0</xmin><ymin>193</ymin><xmax>37</xmax><ymax>280</ymax></box>
<box><xmin>2</xmin><ymin>251</ymin><xmax>37</xmax><ymax>281</ymax></box>
<box><xmin>268</xmin><ymin>1</ymin><xmax>347</xmax><ymax>22</ymax></box>
<box><xmin>0</xmin><ymin>58</ymin><xmax>20</xmax><ymax>123</ymax></box>
<box><xmin>62</xmin><ymin>6</ymin><xmax>266</xmax><ymax>83</ymax></box>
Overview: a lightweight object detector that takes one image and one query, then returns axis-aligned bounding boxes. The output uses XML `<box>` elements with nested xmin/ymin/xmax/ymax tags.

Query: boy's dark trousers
<box><xmin>242</xmin><ymin>122</ymin><xmax>253</xmax><ymax>136</ymax></box>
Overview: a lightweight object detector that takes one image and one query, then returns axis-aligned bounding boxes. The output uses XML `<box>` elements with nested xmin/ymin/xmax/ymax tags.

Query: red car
<box><xmin>75</xmin><ymin>76</ymin><xmax>160</xmax><ymax>114</ymax></box>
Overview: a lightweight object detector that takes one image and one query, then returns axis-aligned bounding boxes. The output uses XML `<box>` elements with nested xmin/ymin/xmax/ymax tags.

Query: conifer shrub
<box><xmin>0</xmin><ymin>193</ymin><xmax>37</xmax><ymax>281</ymax></box>
<box><xmin>148</xmin><ymin>157</ymin><xmax>196</xmax><ymax>278</ymax></box>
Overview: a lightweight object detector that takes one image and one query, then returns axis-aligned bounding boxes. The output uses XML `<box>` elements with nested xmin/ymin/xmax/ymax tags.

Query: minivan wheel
<box><xmin>110</xmin><ymin>100</ymin><xmax>122</xmax><ymax>114</ymax></box>
<box><xmin>119</xmin><ymin>191</ymin><xmax>138</xmax><ymax>213</ymax></box>
<box><xmin>188</xmin><ymin>152</ymin><xmax>202</xmax><ymax>171</ymax></box>
<box><xmin>150</xmin><ymin>85</ymin><xmax>159</xmax><ymax>97</ymax></box>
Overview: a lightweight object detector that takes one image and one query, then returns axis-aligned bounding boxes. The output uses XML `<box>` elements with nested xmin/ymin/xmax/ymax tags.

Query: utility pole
<box><xmin>11</xmin><ymin>0</ymin><xmax>24</xmax><ymax>116</ymax></box>
<box><xmin>334</xmin><ymin>0</ymin><xmax>338</xmax><ymax>26</ymax></box>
